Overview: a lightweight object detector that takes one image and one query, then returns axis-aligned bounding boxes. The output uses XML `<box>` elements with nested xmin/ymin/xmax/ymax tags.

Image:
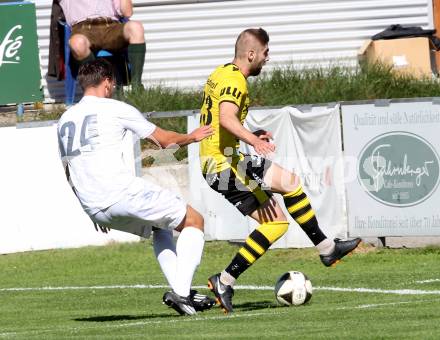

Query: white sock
<box><xmin>173</xmin><ymin>227</ymin><xmax>205</xmax><ymax>297</ymax></box>
<box><xmin>220</xmin><ymin>270</ymin><xmax>236</xmax><ymax>287</ymax></box>
<box><xmin>153</xmin><ymin>229</ymin><xmax>177</xmax><ymax>290</ymax></box>
<box><xmin>316</xmin><ymin>238</ymin><xmax>336</xmax><ymax>255</ymax></box>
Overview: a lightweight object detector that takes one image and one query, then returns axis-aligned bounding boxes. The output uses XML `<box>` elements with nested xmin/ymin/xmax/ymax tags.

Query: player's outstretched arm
<box><xmin>147</xmin><ymin>125</ymin><xmax>214</xmax><ymax>148</ymax></box>
<box><xmin>219</xmin><ymin>101</ymin><xmax>275</xmax><ymax>156</ymax></box>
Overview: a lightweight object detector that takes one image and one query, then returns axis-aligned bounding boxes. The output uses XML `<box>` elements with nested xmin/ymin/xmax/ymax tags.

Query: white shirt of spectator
<box><xmin>60</xmin><ymin>0</ymin><xmax>122</xmax><ymax>26</ymax></box>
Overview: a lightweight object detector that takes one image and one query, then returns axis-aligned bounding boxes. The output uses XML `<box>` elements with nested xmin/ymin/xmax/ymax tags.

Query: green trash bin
<box><xmin>0</xmin><ymin>1</ymin><xmax>43</xmax><ymax>105</ymax></box>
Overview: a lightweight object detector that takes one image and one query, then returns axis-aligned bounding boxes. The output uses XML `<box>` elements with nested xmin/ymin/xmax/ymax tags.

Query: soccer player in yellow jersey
<box><xmin>200</xmin><ymin>28</ymin><xmax>361</xmax><ymax>313</ymax></box>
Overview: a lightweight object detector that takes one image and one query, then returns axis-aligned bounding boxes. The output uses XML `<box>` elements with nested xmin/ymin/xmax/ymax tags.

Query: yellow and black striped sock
<box><xmin>283</xmin><ymin>185</ymin><xmax>326</xmax><ymax>245</ymax></box>
<box><xmin>225</xmin><ymin>221</ymin><xmax>289</xmax><ymax>279</ymax></box>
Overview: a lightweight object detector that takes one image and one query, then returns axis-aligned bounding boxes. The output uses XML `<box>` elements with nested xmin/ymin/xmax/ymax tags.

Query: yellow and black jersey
<box><xmin>199</xmin><ymin>63</ymin><xmax>250</xmax><ymax>174</ymax></box>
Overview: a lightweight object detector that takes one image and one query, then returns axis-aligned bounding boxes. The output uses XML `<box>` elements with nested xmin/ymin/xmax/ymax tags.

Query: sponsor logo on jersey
<box><xmin>206</xmin><ymin>78</ymin><xmax>218</xmax><ymax>89</ymax></box>
<box><xmin>220</xmin><ymin>86</ymin><xmax>242</xmax><ymax>99</ymax></box>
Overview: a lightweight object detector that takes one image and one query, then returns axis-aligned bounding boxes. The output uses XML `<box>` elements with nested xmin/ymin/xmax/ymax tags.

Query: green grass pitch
<box><xmin>1</xmin><ymin>241</ymin><xmax>440</xmax><ymax>339</ymax></box>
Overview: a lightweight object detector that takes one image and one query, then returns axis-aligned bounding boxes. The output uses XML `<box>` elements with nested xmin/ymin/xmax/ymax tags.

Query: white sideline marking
<box><xmin>317</xmin><ymin>286</ymin><xmax>440</xmax><ymax>295</ymax></box>
<box><xmin>337</xmin><ymin>298</ymin><xmax>440</xmax><ymax>310</ymax></box>
<box><xmin>0</xmin><ymin>310</ymin><xmax>289</xmax><ymax>338</ymax></box>
<box><xmin>415</xmin><ymin>278</ymin><xmax>440</xmax><ymax>284</ymax></box>
<box><xmin>0</xmin><ymin>284</ymin><xmax>170</xmax><ymax>292</ymax></box>
<box><xmin>2</xmin><ymin>284</ymin><xmax>440</xmax><ymax>295</ymax></box>
<box><xmin>0</xmin><ymin>284</ymin><xmax>272</xmax><ymax>292</ymax></box>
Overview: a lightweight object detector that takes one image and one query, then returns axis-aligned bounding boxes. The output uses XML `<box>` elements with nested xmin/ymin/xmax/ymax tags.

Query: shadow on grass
<box><xmin>75</xmin><ymin>301</ymin><xmax>280</xmax><ymax>322</ymax></box>
<box><xmin>233</xmin><ymin>300</ymin><xmax>278</xmax><ymax>312</ymax></box>
<box><xmin>74</xmin><ymin>314</ymin><xmax>174</xmax><ymax>322</ymax></box>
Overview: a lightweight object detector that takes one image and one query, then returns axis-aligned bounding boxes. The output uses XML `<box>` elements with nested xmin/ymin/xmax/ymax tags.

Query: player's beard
<box><xmin>249</xmin><ymin>65</ymin><xmax>263</xmax><ymax>76</ymax></box>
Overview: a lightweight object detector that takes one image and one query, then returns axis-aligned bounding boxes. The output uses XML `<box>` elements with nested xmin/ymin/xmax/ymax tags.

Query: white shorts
<box><xmin>90</xmin><ymin>178</ymin><xmax>187</xmax><ymax>238</ymax></box>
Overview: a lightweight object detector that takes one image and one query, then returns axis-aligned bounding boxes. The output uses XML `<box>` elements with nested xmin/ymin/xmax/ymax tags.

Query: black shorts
<box><xmin>203</xmin><ymin>154</ymin><xmax>273</xmax><ymax>216</ymax></box>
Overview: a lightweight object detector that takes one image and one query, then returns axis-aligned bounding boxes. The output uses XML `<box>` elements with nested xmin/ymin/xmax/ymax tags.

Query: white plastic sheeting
<box><xmin>0</xmin><ymin>123</ymin><xmax>140</xmax><ymax>255</ymax></box>
<box><xmin>32</xmin><ymin>0</ymin><xmax>433</xmax><ymax>102</ymax></box>
<box><xmin>187</xmin><ymin>104</ymin><xmax>346</xmax><ymax>248</ymax></box>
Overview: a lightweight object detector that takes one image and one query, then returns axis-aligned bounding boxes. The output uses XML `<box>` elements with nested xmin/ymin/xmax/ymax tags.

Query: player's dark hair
<box><xmin>77</xmin><ymin>58</ymin><xmax>114</xmax><ymax>90</ymax></box>
<box><xmin>235</xmin><ymin>28</ymin><xmax>269</xmax><ymax>56</ymax></box>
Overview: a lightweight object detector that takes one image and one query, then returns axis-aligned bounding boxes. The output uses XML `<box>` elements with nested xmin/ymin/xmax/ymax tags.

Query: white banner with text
<box><xmin>342</xmin><ymin>99</ymin><xmax>440</xmax><ymax>237</ymax></box>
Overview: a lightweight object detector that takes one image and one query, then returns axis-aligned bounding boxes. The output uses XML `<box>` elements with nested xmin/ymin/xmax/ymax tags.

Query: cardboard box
<box><xmin>357</xmin><ymin>37</ymin><xmax>436</xmax><ymax>78</ymax></box>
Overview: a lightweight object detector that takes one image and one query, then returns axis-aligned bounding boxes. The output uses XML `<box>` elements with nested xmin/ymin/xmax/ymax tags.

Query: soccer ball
<box><xmin>274</xmin><ymin>271</ymin><xmax>313</xmax><ymax>306</ymax></box>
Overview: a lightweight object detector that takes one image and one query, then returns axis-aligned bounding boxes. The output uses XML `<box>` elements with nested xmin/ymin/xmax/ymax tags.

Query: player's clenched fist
<box><xmin>252</xmin><ymin>129</ymin><xmax>275</xmax><ymax>156</ymax></box>
<box><xmin>253</xmin><ymin>138</ymin><xmax>275</xmax><ymax>156</ymax></box>
<box><xmin>190</xmin><ymin>125</ymin><xmax>214</xmax><ymax>142</ymax></box>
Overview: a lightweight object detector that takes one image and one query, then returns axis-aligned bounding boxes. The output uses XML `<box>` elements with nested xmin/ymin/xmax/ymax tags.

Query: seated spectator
<box><xmin>59</xmin><ymin>0</ymin><xmax>145</xmax><ymax>88</ymax></box>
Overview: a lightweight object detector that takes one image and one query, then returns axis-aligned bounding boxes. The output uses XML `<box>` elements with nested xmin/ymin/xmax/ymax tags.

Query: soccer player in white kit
<box><xmin>57</xmin><ymin>59</ymin><xmax>214</xmax><ymax>316</ymax></box>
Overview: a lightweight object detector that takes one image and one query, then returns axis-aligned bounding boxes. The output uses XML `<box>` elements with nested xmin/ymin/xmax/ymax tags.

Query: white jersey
<box><xmin>57</xmin><ymin>96</ymin><xmax>156</xmax><ymax>215</ymax></box>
